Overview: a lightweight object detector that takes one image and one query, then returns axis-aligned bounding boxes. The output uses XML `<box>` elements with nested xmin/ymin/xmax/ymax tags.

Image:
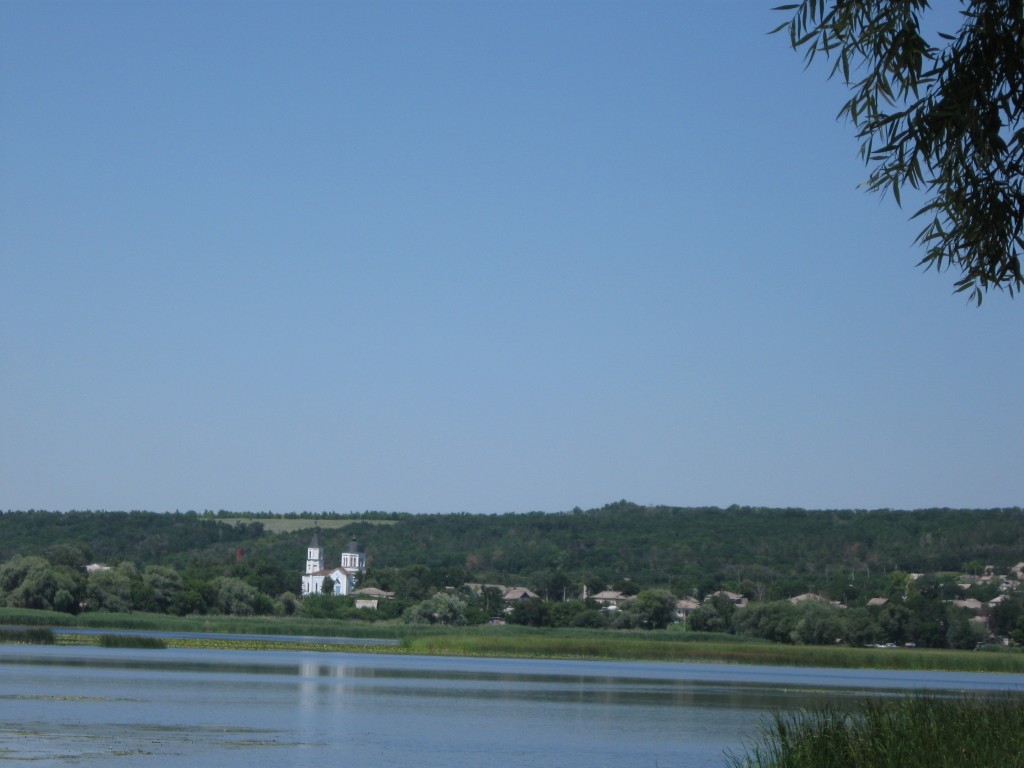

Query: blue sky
<box><xmin>2</xmin><ymin>1</ymin><xmax>1020</xmax><ymax>514</ymax></box>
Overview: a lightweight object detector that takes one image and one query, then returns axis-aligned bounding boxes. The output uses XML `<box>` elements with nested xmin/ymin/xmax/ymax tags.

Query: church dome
<box><xmin>342</xmin><ymin>539</ymin><xmax>364</xmax><ymax>554</ymax></box>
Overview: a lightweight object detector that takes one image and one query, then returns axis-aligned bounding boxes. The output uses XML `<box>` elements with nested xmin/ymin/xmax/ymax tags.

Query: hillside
<box><xmin>2</xmin><ymin>503</ymin><xmax>1022</xmax><ymax>601</ymax></box>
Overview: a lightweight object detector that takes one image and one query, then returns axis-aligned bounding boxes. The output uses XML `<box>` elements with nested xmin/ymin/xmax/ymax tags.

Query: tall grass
<box><xmin>0</xmin><ymin>626</ymin><xmax>55</xmax><ymax>644</ymax></box>
<box><xmin>728</xmin><ymin>694</ymin><xmax>1024</xmax><ymax>768</ymax></box>
<box><xmin>96</xmin><ymin>634</ymin><xmax>167</xmax><ymax>649</ymax></box>
<box><xmin>403</xmin><ymin>630</ymin><xmax>1024</xmax><ymax>672</ymax></box>
<box><xmin>2</xmin><ymin>607</ymin><xmax>1023</xmax><ymax>673</ymax></box>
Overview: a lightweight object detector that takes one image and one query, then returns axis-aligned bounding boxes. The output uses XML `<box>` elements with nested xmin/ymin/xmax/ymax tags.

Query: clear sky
<box><xmin>2</xmin><ymin>1</ymin><xmax>1020</xmax><ymax>515</ymax></box>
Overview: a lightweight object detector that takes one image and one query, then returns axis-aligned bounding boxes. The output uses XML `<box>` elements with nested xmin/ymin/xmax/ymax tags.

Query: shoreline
<box><xmin>3</xmin><ymin>608</ymin><xmax>1023</xmax><ymax>674</ymax></box>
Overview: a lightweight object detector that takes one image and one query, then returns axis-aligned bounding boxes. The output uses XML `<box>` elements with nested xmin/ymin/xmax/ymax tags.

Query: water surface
<box><xmin>2</xmin><ymin>644</ymin><xmax>1021</xmax><ymax>767</ymax></box>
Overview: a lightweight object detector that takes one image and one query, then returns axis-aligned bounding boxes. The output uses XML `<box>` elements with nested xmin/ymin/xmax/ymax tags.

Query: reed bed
<box><xmin>0</xmin><ymin>607</ymin><xmax>415</xmax><ymax>639</ymax></box>
<box><xmin>96</xmin><ymin>634</ymin><xmax>168</xmax><ymax>649</ymax></box>
<box><xmin>403</xmin><ymin>632</ymin><xmax>1024</xmax><ymax>672</ymax></box>
<box><xmin>3</xmin><ymin>607</ymin><xmax>1022</xmax><ymax>673</ymax></box>
<box><xmin>0</xmin><ymin>626</ymin><xmax>55</xmax><ymax>644</ymax></box>
<box><xmin>727</xmin><ymin>694</ymin><xmax>1024</xmax><ymax>768</ymax></box>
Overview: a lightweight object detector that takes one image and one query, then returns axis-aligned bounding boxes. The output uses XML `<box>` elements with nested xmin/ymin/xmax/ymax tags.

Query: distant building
<box><xmin>788</xmin><ymin>592</ymin><xmax>844</xmax><ymax>608</ymax></box>
<box><xmin>300</xmin><ymin>531</ymin><xmax>366</xmax><ymax>597</ymax></box>
<box><xmin>352</xmin><ymin>587</ymin><xmax>394</xmax><ymax>600</ymax></box>
<box><xmin>705</xmin><ymin>590</ymin><xmax>748</xmax><ymax>608</ymax></box>
<box><xmin>674</xmin><ymin>598</ymin><xmax>701</xmax><ymax>621</ymax></box>
<box><xmin>591</xmin><ymin>590</ymin><xmax>628</xmax><ymax>608</ymax></box>
<box><xmin>503</xmin><ymin>587</ymin><xmax>539</xmax><ymax>601</ymax></box>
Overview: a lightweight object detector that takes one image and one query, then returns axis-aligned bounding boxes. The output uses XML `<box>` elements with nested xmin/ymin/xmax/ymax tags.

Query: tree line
<box><xmin>1</xmin><ymin>504</ymin><xmax>1022</xmax><ymax>647</ymax></box>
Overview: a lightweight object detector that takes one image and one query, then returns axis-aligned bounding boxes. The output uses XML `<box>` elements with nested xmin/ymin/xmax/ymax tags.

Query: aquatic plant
<box><xmin>728</xmin><ymin>694</ymin><xmax>1024</xmax><ymax>768</ymax></box>
<box><xmin>96</xmin><ymin>634</ymin><xmax>167</xmax><ymax>649</ymax></box>
<box><xmin>0</xmin><ymin>626</ymin><xmax>55</xmax><ymax>644</ymax></box>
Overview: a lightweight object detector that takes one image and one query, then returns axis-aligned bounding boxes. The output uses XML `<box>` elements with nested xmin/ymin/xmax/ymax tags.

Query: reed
<box><xmin>2</xmin><ymin>607</ymin><xmax>1022</xmax><ymax>673</ymax></box>
<box><xmin>0</xmin><ymin>626</ymin><xmax>55</xmax><ymax>644</ymax></box>
<box><xmin>727</xmin><ymin>694</ymin><xmax>1024</xmax><ymax>768</ymax></box>
<box><xmin>0</xmin><ymin>607</ymin><xmax>76</xmax><ymax>626</ymax></box>
<box><xmin>402</xmin><ymin>631</ymin><xmax>1024</xmax><ymax>672</ymax></box>
<box><xmin>95</xmin><ymin>634</ymin><xmax>167</xmax><ymax>649</ymax></box>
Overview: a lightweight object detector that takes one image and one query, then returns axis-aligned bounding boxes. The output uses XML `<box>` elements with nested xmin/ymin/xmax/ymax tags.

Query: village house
<box><xmin>705</xmin><ymin>590</ymin><xmax>748</xmax><ymax>608</ymax></box>
<box><xmin>674</xmin><ymin>598</ymin><xmax>701</xmax><ymax>621</ymax></box>
<box><xmin>503</xmin><ymin>587</ymin><xmax>540</xmax><ymax>601</ymax></box>
<box><xmin>352</xmin><ymin>586</ymin><xmax>395</xmax><ymax>600</ymax></box>
<box><xmin>590</xmin><ymin>590</ymin><xmax>628</xmax><ymax>608</ymax></box>
<box><xmin>789</xmin><ymin>592</ymin><xmax>845</xmax><ymax>609</ymax></box>
<box><xmin>300</xmin><ymin>531</ymin><xmax>366</xmax><ymax>597</ymax></box>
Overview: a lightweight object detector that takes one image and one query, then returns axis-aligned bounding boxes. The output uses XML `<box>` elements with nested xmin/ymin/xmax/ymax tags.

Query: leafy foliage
<box><xmin>1</xmin><ymin>505</ymin><xmax>1022</xmax><ymax>645</ymax></box>
<box><xmin>776</xmin><ymin>0</ymin><xmax>1024</xmax><ymax>303</ymax></box>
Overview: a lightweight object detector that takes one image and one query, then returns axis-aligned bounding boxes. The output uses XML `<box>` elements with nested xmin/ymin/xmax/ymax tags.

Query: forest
<box><xmin>2</xmin><ymin>502</ymin><xmax>1022</xmax><ymax>648</ymax></box>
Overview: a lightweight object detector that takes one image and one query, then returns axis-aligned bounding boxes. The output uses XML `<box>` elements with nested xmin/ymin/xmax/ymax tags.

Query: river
<box><xmin>2</xmin><ymin>643</ymin><xmax>1021</xmax><ymax>767</ymax></box>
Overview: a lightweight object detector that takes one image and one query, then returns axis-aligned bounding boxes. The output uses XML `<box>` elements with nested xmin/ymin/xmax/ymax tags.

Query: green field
<box><xmin>218</xmin><ymin>516</ymin><xmax>397</xmax><ymax>533</ymax></box>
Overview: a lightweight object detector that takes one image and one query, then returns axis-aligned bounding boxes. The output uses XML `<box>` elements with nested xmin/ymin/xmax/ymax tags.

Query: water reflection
<box><xmin>2</xmin><ymin>644</ymin><xmax>1021</xmax><ymax>768</ymax></box>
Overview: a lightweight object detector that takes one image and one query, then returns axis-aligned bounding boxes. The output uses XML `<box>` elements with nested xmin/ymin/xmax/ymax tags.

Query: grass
<box><xmin>0</xmin><ymin>607</ymin><xmax>413</xmax><ymax>638</ymax></box>
<box><xmin>96</xmin><ymin>634</ymin><xmax>168</xmax><ymax>649</ymax></box>
<box><xmin>727</xmin><ymin>694</ymin><xmax>1024</xmax><ymax>768</ymax></box>
<box><xmin>3</xmin><ymin>607</ymin><xmax>1023</xmax><ymax>673</ymax></box>
<box><xmin>0</xmin><ymin>626</ymin><xmax>55</xmax><ymax>644</ymax></box>
<box><xmin>400</xmin><ymin>630</ymin><xmax>1024</xmax><ymax>671</ymax></box>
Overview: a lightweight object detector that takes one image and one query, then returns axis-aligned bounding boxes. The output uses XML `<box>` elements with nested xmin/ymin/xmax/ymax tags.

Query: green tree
<box><xmin>777</xmin><ymin>0</ymin><xmax>1024</xmax><ymax>303</ymax></box>
<box><xmin>277</xmin><ymin>591</ymin><xmax>300</xmax><ymax>616</ymax></box>
<box><xmin>614</xmin><ymin>590</ymin><xmax>678</xmax><ymax>630</ymax></box>
<box><xmin>211</xmin><ymin>576</ymin><xmax>258</xmax><ymax>616</ymax></box>
<box><xmin>842</xmin><ymin>607</ymin><xmax>884</xmax><ymax>646</ymax></box>
<box><xmin>945</xmin><ymin>606</ymin><xmax>983</xmax><ymax>649</ymax></box>
<box><xmin>0</xmin><ymin>555</ymin><xmax>84</xmax><ymax>613</ymax></box>
<box><xmin>402</xmin><ymin>592</ymin><xmax>468</xmax><ymax>626</ymax></box>
<box><xmin>688</xmin><ymin>596</ymin><xmax>736</xmax><ymax>633</ymax></box>
<box><xmin>321</xmin><ymin>576</ymin><xmax>335</xmax><ymax>595</ymax></box>
<box><xmin>86</xmin><ymin>565</ymin><xmax>135</xmax><ymax>613</ymax></box>
<box><xmin>138</xmin><ymin>565</ymin><xmax>183</xmax><ymax>613</ymax></box>
<box><xmin>790</xmin><ymin>602</ymin><xmax>845</xmax><ymax>645</ymax></box>
<box><xmin>734</xmin><ymin>600</ymin><xmax>801</xmax><ymax>643</ymax></box>
<box><xmin>507</xmin><ymin>598</ymin><xmax>551</xmax><ymax>627</ymax></box>
<box><xmin>169</xmin><ymin>588</ymin><xmax>208</xmax><ymax>616</ymax></box>
<box><xmin>989</xmin><ymin>593</ymin><xmax>1024</xmax><ymax>636</ymax></box>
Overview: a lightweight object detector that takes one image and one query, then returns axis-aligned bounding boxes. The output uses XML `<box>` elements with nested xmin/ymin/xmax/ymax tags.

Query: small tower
<box><xmin>306</xmin><ymin>530</ymin><xmax>325</xmax><ymax>574</ymax></box>
<box><xmin>340</xmin><ymin>539</ymin><xmax>366</xmax><ymax>574</ymax></box>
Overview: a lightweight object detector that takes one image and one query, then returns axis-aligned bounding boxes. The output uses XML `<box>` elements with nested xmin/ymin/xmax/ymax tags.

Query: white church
<box><xmin>300</xmin><ymin>531</ymin><xmax>366</xmax><ymax>597</ymax></box>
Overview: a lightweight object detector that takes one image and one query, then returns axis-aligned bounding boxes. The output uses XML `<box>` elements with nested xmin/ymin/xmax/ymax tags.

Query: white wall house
<box><xmin>300</xmin><ymin>532</ymin><xmax>366</xmax><ymax>597</ymax></box>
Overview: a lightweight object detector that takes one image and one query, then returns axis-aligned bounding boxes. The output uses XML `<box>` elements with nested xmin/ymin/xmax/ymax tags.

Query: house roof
<box><xmin>466</xmin><ymin>583</ymin><xmax>508</xmax><ymax>594</ymax></box>
<box><xmin>503</xmin><ymin>587</ymin><xmax>539</xmax><ymax>600</ymax></box>
<box><xmin>950</xmin><ymin>598</ymin><xmax>983</xmax><ymax>611</ymax></box>
<box><xmin>352</xmin><ymin>587</ymin><xmax>394</xmax><ymax>598</ymax></box>
<box><xmin>708</xmin><ymin>590</ymin><xmax>745</xmax><ymax>601</ymax></box>
<box><xmin>591</xmin><ymin>590</ymin><xmax>626</xmax><ymax>601</ymax></box>
<box><xmin>309</xmin><ymin>566</ymin><xmax>353</xmax><ymax>578</ymax></box>
<box><xmin>789</xmin><ymin>592</ymin><xmax>828</xmax><ymax>604</ymax></box>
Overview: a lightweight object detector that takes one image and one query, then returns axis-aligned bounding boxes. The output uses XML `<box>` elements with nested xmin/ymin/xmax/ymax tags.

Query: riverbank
<box><xmin>3</xmin><ymin>607</ymin><xmax>1023</xmax><ymax>673</ymax></box>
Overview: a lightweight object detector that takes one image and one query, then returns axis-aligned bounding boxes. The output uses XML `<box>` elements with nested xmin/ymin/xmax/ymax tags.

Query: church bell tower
<box><xmin>306</xmin><ymin>530</ymin><xmax>324</xmax><ymax>574</ymax></box>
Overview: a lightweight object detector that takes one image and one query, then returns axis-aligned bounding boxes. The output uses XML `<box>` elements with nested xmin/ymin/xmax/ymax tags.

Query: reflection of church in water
<box><xmin>300</xmin><ymin>531</ymin><xmax>366</xmax><ymax>597</ymax></box>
